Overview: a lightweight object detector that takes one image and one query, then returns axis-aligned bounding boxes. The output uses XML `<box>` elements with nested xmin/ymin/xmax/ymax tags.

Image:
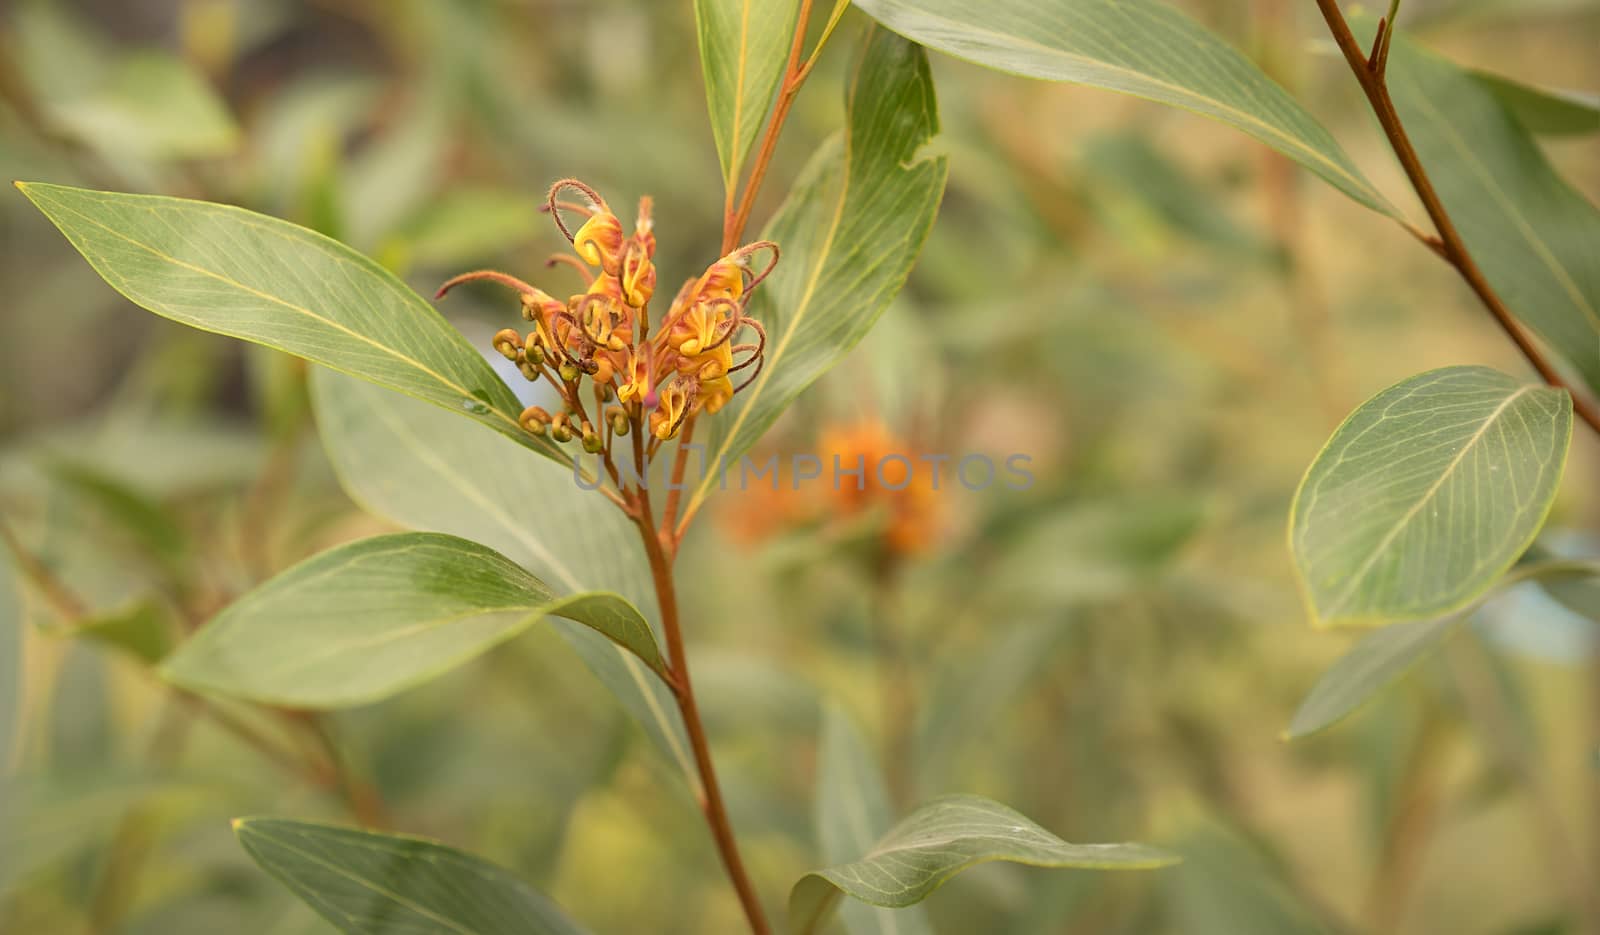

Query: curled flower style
<box><xmin>435</xmin><ymin>178</ymin><xmax>778</xmax><ymax>485</ymax></box>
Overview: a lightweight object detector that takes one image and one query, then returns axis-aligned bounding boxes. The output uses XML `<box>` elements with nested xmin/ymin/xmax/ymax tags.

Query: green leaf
<box><xmin>815</xmin><ymin>706</ymin><xmax>933</xmax><ymax>935</ymax></box>
<box><xmin>790</xmin><ymin>794</ymin><xmax>1177</xmax><ymax>932</ymax></box>
<box><xmin>13</xmin><ymin>183</ymin><xmax>560</xmax><ymax>462</ymax></box>
<box><xmin>850</xmin><ymin>0</ymin><xmax>1394</xmax><ymax>216</ymax></box>
<box><xmin>45</xmin><ymin>54</ymin><xmax>239</xmax><ymax>160</ymax></box>
<box><xmin>694</xmin><ymin>0</ymin><xmax>802</xmax><ymax>188</ymax></box>
<box><xmin>310</xmin><ymin>370</ymin><xmax>696</xmax><ymax>784</ymax></box>
<box><xmin>1386</xmin><ymin>34</ymin><xmax>1600</xmax><ymax>394</ymax></box>
<box><xmin>161</xmin><ymin>532</ymin><xmax>666</xmax><ymax>708</ymax></box>
<box><xmin>385</xmin><ymin>187</ymin><xmax>544</xmax><ymax>272</ymax></box>
<box><xmin>1289</xmin><ymin>366</ymin><xmax>1572</xmax><ymax>628</ymax></box>
<box><xmin>684</xmin><ymin>26</ymin><xmax>948</xmax><ymax>520</ymax></box>
<box><xmin>1286</xmin><ymin>615</ymin><xmax>1465</xmax><ymax>740</ymax></box>
<box><xmin>1474</xmin><ymin>71</ymin><xmax>1600</xmax><ymax>137</ymax></box>
<box><xmin>59</xmin><ymin>598</ymin><xmax>175</xmax><ymax>666</ymax></box>
<box><xmin>234</xmin><ymin>818</ymin><xmax>588</xmax><ymax>935</ymax></box>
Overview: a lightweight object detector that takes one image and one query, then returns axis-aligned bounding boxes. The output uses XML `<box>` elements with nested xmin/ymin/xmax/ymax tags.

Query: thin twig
<box><xmin>722</xmin><ymin>0</ymin><xmax>818</xmax><ymax>254</ymax></box>
<box><xmin>633</xmin><ymin>478</ymin><xmax>771</xmax><ymax>934</ymax></box>
<box><xmin>1314</xmin><ymin>0</ymin><xmax>1600</xmax><ymax>436</ymax></box>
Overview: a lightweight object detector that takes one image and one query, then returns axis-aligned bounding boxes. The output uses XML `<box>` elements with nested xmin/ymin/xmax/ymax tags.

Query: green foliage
<box><xmin>694</xmin><ymin>0</ymin><xmax>802</xmax><ymax>188</ymax></box>
<box><xmin>1287</xmin><ymin>615</ymin><xmax>1465</xmax><ymax>739</ymax></box>
<box><xmin>162</xmin><ymin>532</ymin><xmax>664</xmax><ymax>708</ymax></box>
<box><xmin>1386</xmin><ymin>33</ymin><xmax>1600</xmax><ymax>394</ymax></box>
<box><xmin>687</xmin><ymin>26</ymin><xmax>949</xmax><ymax>518</ymax></box>
<box><xmin>235</xmin><ymin>818</ymin><xmax>587</xmax><ymax>935</ymax></box>
<box><xmin>14</xmin><ymin>183</ymin><xmax>558</xmax><ymax>461</ymax></box>
<box><xmin>1475</xmin><ymin>72</ymin><xmax>1600</xmax><ymax>136</ymax></box>
<box><xmin>1290</xmin><ymin>367</ymin><xmax>1572</xmax><ymax>628</ymax></box>
<box><xmin>4</xmin><ymin>1</ymin><xmax>1598</xmax><ymax>932</ymax></box>
<box><xmin>310</xmin><ymin>370</ymin><xmax>694</xmax><ymax>781</ymax></box>
<box><xmin>850</xmin><ymin>0</ymin><xmax>1393</xmax><ymax>214</ymax></box>
<box><xmin>791</xmin><ymin>794</ymin><xmax>1177</xmax><ymax>930</ymax></box>
<box><xmin>814</xmin><ymin>707</ymin><xmax>933</xmax><ymax>935</ymax></box>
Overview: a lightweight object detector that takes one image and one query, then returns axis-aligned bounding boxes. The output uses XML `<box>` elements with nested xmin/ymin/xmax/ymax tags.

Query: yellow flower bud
<box><xmin>492</xmin><ymin>328</ymin><xmax>523</xmax><ymax>361</ymax></box>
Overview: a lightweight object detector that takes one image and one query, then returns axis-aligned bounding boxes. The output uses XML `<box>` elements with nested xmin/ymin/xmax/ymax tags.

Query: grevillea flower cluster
<box><xmin>437</xmin><ymin>178</ymin><xmax>776</xmax><ymax>465</ymax></box>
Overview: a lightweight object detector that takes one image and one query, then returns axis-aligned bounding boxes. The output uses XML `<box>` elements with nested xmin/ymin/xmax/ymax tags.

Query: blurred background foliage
<box><xmin>0</xmin><ymin>1</ymin><xmax>1597</xmax><ymax>933</ymax></box>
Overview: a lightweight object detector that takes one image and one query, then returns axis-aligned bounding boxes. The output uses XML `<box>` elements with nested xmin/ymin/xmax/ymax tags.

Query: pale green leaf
<box><xmin>1289</xmin><ymin>366</ymin><xmax>1572</xmax><ymax>628</ymax></box>
<box><xmin>695</xmin><ymin>0</ymin><xmax>802</xmax><ymax>187</ymax></box>
<box><xmin>790</xmin><ymin>794</ymin><xmax>1177</xmax><ymax>932</ymax></box>
<box><xmin>815</xmin><ymin>706</ymin><xmax>933</xmax><ymax>935</ymax></box>
<box><xmin>1387</xmin><ymin>34</ymin><xmax>1600</xmax><ymax>393</ymax></box>
<box><xmin>685</xmin><ymin>26</ymin><xmax>948</xmax><ymax>520</ymax></box>
<box><xmin>1475</xmin><ymin>71</ymin><xmax>1600</xmax><ymax>136</ymax></box>
<box><xmin>1286</xmin><ymin>615</ymin><xmax>1465</xmax><ymax>740</ymax></box>
<box><xmin>850</xmin><ymin>0</ymin><xmax>1394</xmax><ymax>216</ymax></box>
<box><xmin>310</xmin><ymin>370</ymin><xmax>696</xmax><ymax>785</ymax></box>
<box><xmin>235</xmin><ymin>818</ymin><xmax>588</xmax><ymax>935</ymax></box>
<box><xmin>1288</xmin><ymin>558</ymin><xmax>1600</xmax><ymax>737</ymax></box>
<box><xmin>14</xmin><ymin>183</ymin><xmax>561</xmax><ymax>462</ymax></box>
<box><xmin>58</xmin><ymin>598</ymin><xmax>174</xmax><ymax>666</ymax></box>
<box><xmin>46</xmin><ymin>54</ymin><xmax>239</xmax><ymax>160</ymax></box>
<box><xmin>161</xmin><ymin>532</ymin><xmax>666</xmax><ymax>708</ymax></box>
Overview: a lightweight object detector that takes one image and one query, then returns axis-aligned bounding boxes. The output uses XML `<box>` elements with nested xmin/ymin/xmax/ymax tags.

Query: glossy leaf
<box><xmin>310</xmin><ymin>370</ymin><xmax>696</xmax><ymax>783</ymax></box>
<box><xmin>14</xmin><ymin>183</ymin><xmax>561</xmax><ymax>461</ymax></box>
<box><xmin>161</xmin><ymin>532</ymin><xmax>666</xmax><ymax>708</ymax></box>
<box><xmin>685</xmin><ymin>26</ymin><xmax>948</xmax><ymax>519</ymax></box>
<box><xmin>790</xmin><ymin>794</ymin><xmax>1177</xmax><ymax>932</ymax></box>
<box><xmin>815</xmin><ymin>707</ymin><xmax>933</xmax><ymax>935</ymax></box>
<box><xmin>1290</xmin><ymin>366</ymin><xmax>1572</xmax><ymax>628</ymax></box>
<box><xmin>1387</xmin><ymin>34</ymin><xmax>1600</xmax><ymax>394</ymax></box>
<box><xmin>1286</xmin><ymin>615</ymin><xmax>1466</xmax><ymax>739</ymax></box>
<box><xmin>235</xmin><ymin>818</ymin><xmax>587</xmax><ymax>935</ymax></box>
<box><xmin>850</xmin><ymin>0</ymin><xmax>1393</xmax><ymax>216</ymax></box>
<box><xmin>694</xmin><ymin>0</ymin><xmax>802</xmax><ymax>188</ymax></box>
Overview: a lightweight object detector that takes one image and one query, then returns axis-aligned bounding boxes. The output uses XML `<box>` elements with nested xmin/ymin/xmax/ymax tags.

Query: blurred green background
<box><xmin>1</xmin><ymin>1</ymin><xmax>1597</xmax><ymax>933</ymax></box>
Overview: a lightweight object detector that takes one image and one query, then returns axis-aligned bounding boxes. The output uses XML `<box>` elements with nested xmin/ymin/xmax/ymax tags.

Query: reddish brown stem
<box><xmin>1314</xmin><ymin>0</ymin><xmax>1600</xmax><ymax>436</ymax></box>
<box><xmin>633</xmin><ymin>481</ymin><xmax>770</xmax><ymax>934</ymax></box>
<box><xmin>722</xmin><ymin>0</ymin><xmax>817</xmax><ymax>254</ymax></box>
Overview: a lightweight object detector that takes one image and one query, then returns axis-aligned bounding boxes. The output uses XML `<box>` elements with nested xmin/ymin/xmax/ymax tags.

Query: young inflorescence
<box><xmin>436</xmin><ymin>178</ymin><xmax>776</xmax><ymax>469</ymax></box>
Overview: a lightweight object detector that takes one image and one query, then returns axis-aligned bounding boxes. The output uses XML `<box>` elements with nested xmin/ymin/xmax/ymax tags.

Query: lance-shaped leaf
<box><xmin>850</xmin><ymin>0</ymin><xmax>1393</xmax><ymax>216</ymax></box>
<box><xmin>310</xmin><ymin>370</ymin><xmax>697</xmax><ymax>785</ymax></box>
<box><xmin>13</xmin><ymin>183</ymin><xmax>560</xmax><ymax>460</ymax></box>
<box><xmin>161</xmin><ymin>532</ymin><xmax>666</xmax><ymax>708</ymax></box>
<box><xmin>1286</xmin><ymin>615</ymin><xmax>1466</xmax><ymax>740</ymax></box>
<box><xmin>1287</xmin><ymin>559</ymin><xmax>1600</xmax><ymax>738</ymax></box>
<box><xmin>695</xmin><ymin>0</ymin><xmax>802</xmax><ymax>188</ymax></box>
<box><xmin>1290</xmin><ymin>367</ymin><xmax>1572</xmax><ymax>629</ymax></box>
<box><xmin>1474</xmin><ymin>71</ymin><xmax>1600</xmax><ymax>137</ymax></box>
<box><xmin>815</xmin><ymin>707</ymin><xmax>933</xmax><ymax>935</ymax></box>
<box><xmin>235</xmin><ymin>818</ymin><xmax>588</xmax><ymax>935</ymax></box>
<box><xmin>790</xmin><ymin>794</ymin><xmax>1177</xmax><ymax>933</ymax></box>
<box><xmin>685</xmin><ymin>26</ymin><xmax>948</xmax><ymax>519</ymax></box>
<box><xmin>1386</xmin><ymin>33</ymin><xmax>1600</xmax><ymax>394</ymax></box>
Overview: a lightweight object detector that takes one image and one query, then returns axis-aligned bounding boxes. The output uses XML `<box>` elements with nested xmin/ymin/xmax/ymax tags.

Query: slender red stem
<box><xmin>632</xmin><ymin>479</ymin><xmax>771</xmax><ymax>934</ymax></box>
<box><xmin>722</xmin><ymin>0</ymin><xmax>818</xmax><ymax>254</ymax></box>
<box><xmin>1314</xmin><ymin>0</ymin><xmax>1600</xmax><ymax>436</ymax></box>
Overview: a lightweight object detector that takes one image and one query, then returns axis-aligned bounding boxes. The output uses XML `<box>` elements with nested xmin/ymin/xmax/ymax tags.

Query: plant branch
<box><xmin>633</xmin><ymin>484</ymin><xmax>771</xmax><ymax>934</ymax></box>
<box><xmin>722</xmin><ymin>0</ymin><xmax>818</xmax><ymax>254</ymax></box>
<box><xmin>660</xmin><ymin>415</ymin><xmax>699</xmax><ymax>548</ymax></box>
<box><xmin>1314</xmin><ymin>0</ymin><xmax>1600</xmax><ymax>436</ymax></box>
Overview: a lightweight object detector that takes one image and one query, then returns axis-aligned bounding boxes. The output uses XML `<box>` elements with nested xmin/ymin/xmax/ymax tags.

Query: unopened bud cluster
<box><xmin>438</xmin><ymin>179</ymin><xmax>775</xmax><ymax>466</ymax></box>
